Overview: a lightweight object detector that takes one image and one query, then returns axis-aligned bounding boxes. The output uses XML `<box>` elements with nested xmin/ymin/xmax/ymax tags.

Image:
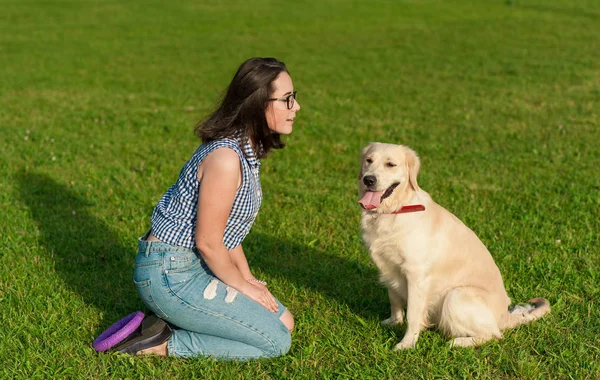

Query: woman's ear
<box><xmin>405</xmin><ymin>147</ymin><xmax>421</xmax><ymax>191</ymax></box>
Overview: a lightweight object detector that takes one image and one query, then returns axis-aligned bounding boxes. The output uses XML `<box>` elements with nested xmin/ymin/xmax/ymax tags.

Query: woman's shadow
<box><xmin>18</xmin><ymin>171</ymin><xmax>386</xmax><ymax>324</ymax></box>
<box><xmin>17</xmin><ymin>171</ymin><xmax>140</xmax><ymax>323</ymax></box>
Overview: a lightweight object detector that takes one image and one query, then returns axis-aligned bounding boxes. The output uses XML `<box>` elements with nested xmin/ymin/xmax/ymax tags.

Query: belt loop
<box><xmin>144</xmin><ymin>229</ymin><xmax>152</xmax><ymax>257</ymax></box>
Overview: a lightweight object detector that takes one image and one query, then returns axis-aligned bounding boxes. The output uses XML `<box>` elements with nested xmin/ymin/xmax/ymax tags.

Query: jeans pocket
<box><xmin>167</xmin><ymin>252</ymin><xmax>202</xmax><ymax>272</ymax></box>
<box><xmin>134</xmin><ymin>279</ymin><xmax>169</xmax><ymax>320</ymax></box>
<box><xmin>165</xmin><ymin>263</ymin><xmax>205</xmax><ymax>299</ymax></box>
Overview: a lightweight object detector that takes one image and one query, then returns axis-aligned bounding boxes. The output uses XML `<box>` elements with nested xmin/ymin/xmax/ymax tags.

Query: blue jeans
<box><xmin>133</xmin><ymin>236</ymin><xmax>291</xmax><ymax>360</ymax></box>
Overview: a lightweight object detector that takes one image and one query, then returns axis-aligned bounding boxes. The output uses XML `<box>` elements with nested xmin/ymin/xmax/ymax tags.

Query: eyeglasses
<box><xmin>268</xmin><ymin>91</ymin><xmax>297</xmax><ymax>110</ymax></box>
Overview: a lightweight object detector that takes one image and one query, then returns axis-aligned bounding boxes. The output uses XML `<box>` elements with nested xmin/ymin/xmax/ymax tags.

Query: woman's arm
<box><xmin>229</xmin><ymin>245</ymin><xmax>268</xmax><ymax>287</ymax></box>
<box><xmin>194</xmin><ymin>148</ymin><xmax>277</xmax><ymax>312</ymax></box>
<box><xmin>229</xmin><ymin>245</ymin><xmax>254</xmax><ymax>281</ymax></box>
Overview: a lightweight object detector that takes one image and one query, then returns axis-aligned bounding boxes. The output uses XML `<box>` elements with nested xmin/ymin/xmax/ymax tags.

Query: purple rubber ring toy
<box><xmin>92</xmin><ymin>311</ymin><xmax>145</xmax><ymax>352</ymax></box>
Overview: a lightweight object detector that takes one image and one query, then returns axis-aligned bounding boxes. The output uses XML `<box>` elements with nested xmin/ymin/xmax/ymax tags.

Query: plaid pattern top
<box><xmin>151</xmin><ymin>137</ymin><xmax>262</xmax><ymax>250</ymax></box>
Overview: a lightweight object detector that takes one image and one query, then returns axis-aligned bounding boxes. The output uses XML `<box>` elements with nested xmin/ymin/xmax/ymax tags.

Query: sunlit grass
<box><xmin>1</xmin><ymin>0</ymin><xmax>599</xmax><ymax>378</ymax></box>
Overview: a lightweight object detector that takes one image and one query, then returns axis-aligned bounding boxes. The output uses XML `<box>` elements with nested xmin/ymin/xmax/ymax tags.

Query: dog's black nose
<box><xmin>363</xmin><ymin>175</ymin><xmax>376</xmax><ymax>187</ymax></box>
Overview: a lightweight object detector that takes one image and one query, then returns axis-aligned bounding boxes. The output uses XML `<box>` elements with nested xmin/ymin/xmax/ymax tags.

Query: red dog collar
<box><xmin>390</xmin><ymin>205</ymin><xmax>426</xmax><ymax>214</ymax></box>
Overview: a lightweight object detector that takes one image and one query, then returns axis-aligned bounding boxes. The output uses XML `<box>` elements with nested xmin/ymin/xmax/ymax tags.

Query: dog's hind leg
<box><xmin>439</xmin><ymin>287</ymin><xmax>502</xmax><ymax>348</ymax></box>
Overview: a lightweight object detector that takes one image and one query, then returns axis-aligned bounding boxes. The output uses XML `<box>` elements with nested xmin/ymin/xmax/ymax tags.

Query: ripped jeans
<box><xmin>133</xmin><ymin>236</ymin><xmax>291</xmax><ymax>361</ymax></box>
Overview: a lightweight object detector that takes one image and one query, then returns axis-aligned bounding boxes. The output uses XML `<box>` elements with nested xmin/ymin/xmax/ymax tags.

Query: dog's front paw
<box><xmin>381</xmin><ymin>316</ymin><xmax>403</xmax><ymax>326</ymax></box>
<box><xmin>393</xmin><ymin>340</ymin><xmax>415</xmax><ymax>351</ymax></box>
<box><xmin>393</xmin><ymin>332</ymin><xmax>418</xmax><ymax>350</ymax></box>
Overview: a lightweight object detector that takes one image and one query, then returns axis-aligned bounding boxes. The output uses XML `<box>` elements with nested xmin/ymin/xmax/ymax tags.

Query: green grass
<box><xmin>1</xmin><ymin>0</ymin><xmax>599</xmax><ymax>378</ymax></box>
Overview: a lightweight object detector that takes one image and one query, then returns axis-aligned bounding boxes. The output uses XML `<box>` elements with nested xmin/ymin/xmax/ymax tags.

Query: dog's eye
<box><xmin>366</xmin><ymin>158</ymin><xmax>373</xmax><ymax>164</ymax></box>
<box><xmin>385</xmin><ymin>162</ymin><xmax>397</xmax><ymax>168</ymax></box>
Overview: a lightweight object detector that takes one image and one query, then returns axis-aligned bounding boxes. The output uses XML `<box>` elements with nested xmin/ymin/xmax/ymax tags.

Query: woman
<box><xmin>117</xmin><ymin>57</ymin><xmax>300</xmax><ymax>360</ymax></box>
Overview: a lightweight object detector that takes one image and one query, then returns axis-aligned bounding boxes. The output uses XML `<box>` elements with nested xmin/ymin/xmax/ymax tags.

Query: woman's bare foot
<box><xmin>136</xmin><ymin>341</ymin><xmax>168</xmax><ymax>356</ymax></box>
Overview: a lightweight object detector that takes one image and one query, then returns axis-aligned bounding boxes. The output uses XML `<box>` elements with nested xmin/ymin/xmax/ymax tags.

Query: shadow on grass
<box><xmin>16</xmin><ymin>171</ymin><xmax>141</xmax><ymax>325</ymax></box>
<box><xmin>243</xmin><ymin>232</ymin><xmax>386</xmax><ymax>320</ymax></box>
<box><xmin>17</xmin><ymin>171</ymin><xmax>388</xmax><ymax>325</ymax></box>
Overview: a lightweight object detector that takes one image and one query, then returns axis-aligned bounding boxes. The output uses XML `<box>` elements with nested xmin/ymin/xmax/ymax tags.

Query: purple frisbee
<box><xmin>92</xmin><ymin>311</ymin><xmax>145</xmax><ymax>352</ymax></box>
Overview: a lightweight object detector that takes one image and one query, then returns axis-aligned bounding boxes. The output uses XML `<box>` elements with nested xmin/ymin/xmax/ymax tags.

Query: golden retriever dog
<box><xmin>358</xmin><ymin>142</ymin><xmax>550</xmax><ymax>349</ymax></box>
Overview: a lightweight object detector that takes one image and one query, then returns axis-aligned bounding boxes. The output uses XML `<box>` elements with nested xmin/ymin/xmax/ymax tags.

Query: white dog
<box><xmin>358</xmin><ymin>142</ymin><xmax>550</xmax><ymax>349</ymax></box>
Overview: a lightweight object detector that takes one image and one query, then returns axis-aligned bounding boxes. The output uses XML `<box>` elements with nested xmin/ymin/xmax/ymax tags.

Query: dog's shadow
<box><xmin>17</xmin><ymin>172</ymin><xmax>387</xmax><ymax>325</ymax></box>
<box><xmin>243</xmin><ymin>231</ymin><xmax>386</xmax><ymax>319</ymax></box>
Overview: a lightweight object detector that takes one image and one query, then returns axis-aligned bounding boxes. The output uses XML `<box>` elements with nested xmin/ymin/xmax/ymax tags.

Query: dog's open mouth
<box><xmin>359</xmin><ymin>182</ymin><xmax>400</xmax><ymax>210</ymax></box>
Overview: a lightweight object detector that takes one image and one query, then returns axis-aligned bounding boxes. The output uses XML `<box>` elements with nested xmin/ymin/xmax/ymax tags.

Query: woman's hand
<box><xmin>242</xmin><ymin>283</ymin><xmax>279</xmax><ymax>313</ymax></box>
<box><xmin>249</xmin><ymin>280</ymin><xmax>268</xmax><ymax>290</ymax></box>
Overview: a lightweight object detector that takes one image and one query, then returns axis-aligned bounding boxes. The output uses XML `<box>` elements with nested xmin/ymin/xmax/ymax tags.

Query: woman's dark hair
<box><xmin>195</xmin><ymin>57</ymin><xmax>289</xmax><ymax>158</ymax></box>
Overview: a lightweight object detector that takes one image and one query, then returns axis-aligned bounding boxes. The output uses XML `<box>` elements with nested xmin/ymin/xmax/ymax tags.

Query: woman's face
<box><xmin>265</xmin><ymin>72</ymin><xmax>300</xmax><ymax>135</ymax></box>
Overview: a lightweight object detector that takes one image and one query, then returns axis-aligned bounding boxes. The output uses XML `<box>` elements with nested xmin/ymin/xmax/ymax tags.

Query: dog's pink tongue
<box><xmin>359</xmin><ymin>191</ymin><xmax>383</xmax><ymax>210</ymax></box>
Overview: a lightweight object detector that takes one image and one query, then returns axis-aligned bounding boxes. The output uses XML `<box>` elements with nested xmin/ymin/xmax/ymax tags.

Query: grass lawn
<box><xmin>1</xmin><ymin>0</ymin><xmax>599</xmax><ymax>378</ymax></box>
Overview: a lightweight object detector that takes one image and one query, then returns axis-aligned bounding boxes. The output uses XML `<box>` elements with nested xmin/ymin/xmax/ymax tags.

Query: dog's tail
<box><xmin>504</xmin><ymin>298</ymin><xmax>550</xmax><ymax>329</ymax></box>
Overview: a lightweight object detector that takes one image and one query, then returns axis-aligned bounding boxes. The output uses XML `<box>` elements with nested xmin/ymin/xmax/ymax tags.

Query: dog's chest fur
<box><xmin>361</xmin><ymin>212</ymin><xmax>431</xmax><ymax>281</ymax></box>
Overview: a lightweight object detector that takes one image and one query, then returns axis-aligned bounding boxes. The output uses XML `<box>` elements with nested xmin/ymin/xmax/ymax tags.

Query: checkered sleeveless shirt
<box><xmin>150</xmin><ymin>137</ymin><xmax>262</xmax><ymax>250</ymax></box>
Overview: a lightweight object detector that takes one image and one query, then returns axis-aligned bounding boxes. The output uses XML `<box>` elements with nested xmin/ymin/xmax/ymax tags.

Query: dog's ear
<box><xmin>405</xmin><ymin>147</ymin><xmax>421</xmax><ymax>191</ymax></box>
<box><xmin>358</xmin><ymin>143</ymin><xmax>373</xmax><ymax>180</ymax></box>
<box><xmin>361</xmin><ymin>143</ymin><xmax>373</xmax><ymax>159</ymax></box>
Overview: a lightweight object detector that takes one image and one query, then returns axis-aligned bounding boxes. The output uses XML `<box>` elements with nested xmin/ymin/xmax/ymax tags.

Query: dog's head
<box><xmin>358</xmin><ymin>142</ymin><xmax>421</xmax><ymax>213</ymax></box>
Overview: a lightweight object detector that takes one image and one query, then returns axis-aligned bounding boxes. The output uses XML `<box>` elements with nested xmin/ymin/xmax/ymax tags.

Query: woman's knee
<box><xmin>261</xmin><ymin>311</ymin><xmax>293</xmax><ymax>358</ymax></box>
<box><xmin>262</xmin><ymin>320</ymin><xmax>292</xmax><ymax>358</ymax></box>
<box><xmin>279</xmin><ymin>309</ymin><xmax>294</xmax><ymax>332</ymax></box>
